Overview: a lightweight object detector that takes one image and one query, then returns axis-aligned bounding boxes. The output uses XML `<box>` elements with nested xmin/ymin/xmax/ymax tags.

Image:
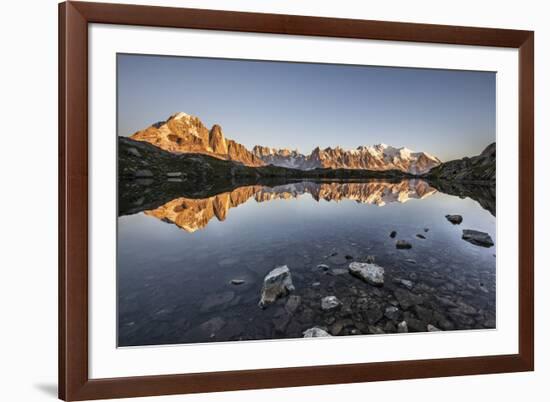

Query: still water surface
<box><xmin>118</xmin><ymin>180</ymin><xmax>496</xmax><ymax>346</ymax></box>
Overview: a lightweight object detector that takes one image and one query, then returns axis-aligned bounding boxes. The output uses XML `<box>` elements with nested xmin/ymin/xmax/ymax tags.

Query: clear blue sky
<box><xmin>117</xmin><ymin>54</ymin><xmax>495</xmax><ymax>162</ymax></box>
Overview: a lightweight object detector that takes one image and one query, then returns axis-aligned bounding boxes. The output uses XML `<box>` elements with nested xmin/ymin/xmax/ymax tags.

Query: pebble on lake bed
<box><xmin>384</xmin><ymin>306</ymin><xmax>400</xmax><ymax>321</ymax></box>
<box><xmin>365</xmin><ymin>255</ymin><xmax>376</xmax><ymax>263</ymax></box>
<box><xmin>321</xmin><ymin>296</ymin><xmax>342</xmax><ymax>311</ymax></box>
<box><xmin>397</xmin><ymin>321</ymin><xmax>408</xmax><ymax>333</ymax></box>
<box><xmin>390</xmin><ymin>230</ymin><xmax>397</xmax><ymax>238</ymax></box>
<box><xmin>230</xmin><ymin>279</ymin><xmax>245</xmax><ymax>285</ymax></box>
<box><xmin>303</xmin><ymin>327</ymin><xmax>332</xmax><ymax>337</ymax></box>
<box><xmin>395</xmin><ymin>278</ymin><xmax>414</xmax><ymax>290</ymax></box>
<box><xmin>396</xmin><ymin>240</ymin><xmax>412</xmax><ymax>249</ymax></box>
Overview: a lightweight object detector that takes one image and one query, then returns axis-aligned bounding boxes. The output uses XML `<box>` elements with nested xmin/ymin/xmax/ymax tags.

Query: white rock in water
<box><xmin>397</xmin><ymin>320</ymin><xmax>408</xmax><ymax>333</ymax></box>
<box><xmin>303</xmin><ymin>327</ymin><xmax>332</xmax><ymax>337</ymax></box>
<box><xmin>427</xmin><ymin>324</ymin><xmax>441</xmax><ymax>332</ymax></box>
<box><xmin>348</xmin><ymin>262</ymin><xmax>385</xmax><ymax>286</ymax></box>
<box><xmin>321</xmin><ymin>296</ymin><xmax>342</xmax><ymax>311</ymax></box>
<box><xmin>258</xmin><ymin>265</ymin><xmax>295</xmax><ymax>308</ymax></box>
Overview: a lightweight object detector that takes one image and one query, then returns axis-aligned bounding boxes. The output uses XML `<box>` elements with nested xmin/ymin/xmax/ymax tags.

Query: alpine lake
<box><xmin>117</xmin><ymin>179</ymin><xmax>496</xmax><ymax>346</ymax></box>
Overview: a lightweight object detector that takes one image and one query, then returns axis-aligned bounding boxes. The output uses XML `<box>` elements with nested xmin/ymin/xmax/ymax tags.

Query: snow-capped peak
<box><xmin>170</xmin><ymin>112</ymin><xmax>192</xmax><ymax>121</ymax></box>
<box><xmin>252</xmin><ymin>142</ymin><xmax>441</xmax><ymax>174</ymax></box>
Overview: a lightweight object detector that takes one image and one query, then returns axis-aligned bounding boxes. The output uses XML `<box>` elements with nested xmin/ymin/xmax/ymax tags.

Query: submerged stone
<box><xmin>394</xmin><ymin>278</ymin><xmax>414</xmax><ymax>290</ymax></box>
<box><xmin>393</xmin><ymin>288</ymin><xmax>423</xmax><ymax>310</ymax></box>
<box><xmin>321</xmin><ymin>296</ymin><xmax>342</xmax><ymax>311</ymax></box>
<box><xmin>330</xmin><ymin>319</ymin><xmax>353</xmax><ymax>335</ymax></box>
<box><xmin>273</xmin><ymin>309</ymin><xmax>291</xmax><ymax>333</ymax></box>
<box><xmin>396</xmin><ymin>240</ymin><xmax>412</xmax><ymax>249</ymax></box>
<box><xmin>384</xmin><ymin>306</ymin><xmax>401</xmax><ymax>321</ymax></box>
<box><xmin>199</xmin><ymin>317</ymin><xmax>226</xmax><ymax>334</ymax></box>
<box><xmin>303</xmin><ymin>327</ymin><xmax>332</xmax><ymax>337</ymax></box>
<box><xmin>368</xmin><ymin>325</ymin><xmax>385</xmax><ymax>334</ymax></box>
<box><xmin>406</xmin><ymin>318</ymin><xmax>426</xmax><ymax>332</ymax></box>
<box><xmin>445</xmin><ymin>214</ymin><xmax>463</xmax><ymax>224</ymax></box>
<box><xmin>200</xmin><ymin>291</ymin><xmax>235</xmax><ymax>312</ymax></box>
<box><xmin>285</xmin><ymin>295</ymin><xmax>301</xmax><ymax>314</ymax></box>
<box><xmin>134</xmin><ymin>169</ymin><xmax>153</xmax><ymax>178</ymax></box>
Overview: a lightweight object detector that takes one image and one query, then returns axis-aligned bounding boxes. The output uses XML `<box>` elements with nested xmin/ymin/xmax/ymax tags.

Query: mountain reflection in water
<box><xmin>117</xmin><ymin>178</ymin><xmax>496</xmax><ymax>347</ymax></box>
<box><xmin>144</xmin><ymin>180</ymin><xmax>438</xmax><ymax>233</ymax></box>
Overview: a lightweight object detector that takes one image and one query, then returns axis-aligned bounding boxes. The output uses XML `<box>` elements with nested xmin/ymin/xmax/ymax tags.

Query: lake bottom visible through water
<box><xmin>117</xmin><ymin>180</ymin><xmax>496</xmax><ymax>346</ymax></box>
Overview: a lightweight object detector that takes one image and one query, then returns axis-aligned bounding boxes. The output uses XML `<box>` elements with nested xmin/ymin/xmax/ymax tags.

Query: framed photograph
<box><xmin>59</xmin><ymin>1</ymin><xmax>534</xmax><ymax>400</ymax></box>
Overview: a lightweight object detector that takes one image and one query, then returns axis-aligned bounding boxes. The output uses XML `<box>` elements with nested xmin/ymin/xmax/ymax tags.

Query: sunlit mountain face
<box><xmin>143</xmin><ymin>180</ymin><xmax>437</xmax><ymax>233</ymax></box>
<box><xmin>130</xmin><ymin>112</ymin><xmax>441</xmax><ymax>174</ymax></box>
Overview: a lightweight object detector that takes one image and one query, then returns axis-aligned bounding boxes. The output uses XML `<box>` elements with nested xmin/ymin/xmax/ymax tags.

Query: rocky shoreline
<box><xmin>242</xmin><ymin>220</ymin><xmax>494</xmax><ymax>339</ymax></box>
<box><xmin>118</xmin><ymin>214</ymin><xmax>495</xmax><ymax>346</ymax></box>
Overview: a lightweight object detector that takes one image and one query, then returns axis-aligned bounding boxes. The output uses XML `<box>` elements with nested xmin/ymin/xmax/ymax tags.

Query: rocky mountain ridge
<box><xmin>253</xmin><ymin>143</ymin><xmax>441</xmax><ymax>174</ymax></box>
<box><xmin>130</xmin><ymin>112</ymin><xmax>441</xmax><ymax>174</ymax></box>
<box><xmin>131</xmin><ymin>112</ymin><xmax>265</xmax><ymax>167</ymax></box>
<box><xmin>424</xmin><ymin>142</ymin><xmax>496</xmax><ymax>181</ymax></box>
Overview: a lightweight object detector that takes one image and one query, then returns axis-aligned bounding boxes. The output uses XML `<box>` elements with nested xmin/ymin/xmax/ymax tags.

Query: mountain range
<box><xmin>130</xmin><ymin>112</ymin><xmax>441</xmax><ymax>174</ymax></box>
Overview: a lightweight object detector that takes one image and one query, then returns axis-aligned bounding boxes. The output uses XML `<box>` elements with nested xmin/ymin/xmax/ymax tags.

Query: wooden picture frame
<box><xmin>59</xmin><ymin>1</ymin><xmax>534</xmax><ymax>400</ymax></box>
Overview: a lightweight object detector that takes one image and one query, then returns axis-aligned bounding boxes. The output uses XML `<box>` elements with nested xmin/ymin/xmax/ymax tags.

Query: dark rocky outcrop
<box><xmin>424</xmin><ymin>142</ymin><xmax>495</xmax><ymax>181</ymax></box>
